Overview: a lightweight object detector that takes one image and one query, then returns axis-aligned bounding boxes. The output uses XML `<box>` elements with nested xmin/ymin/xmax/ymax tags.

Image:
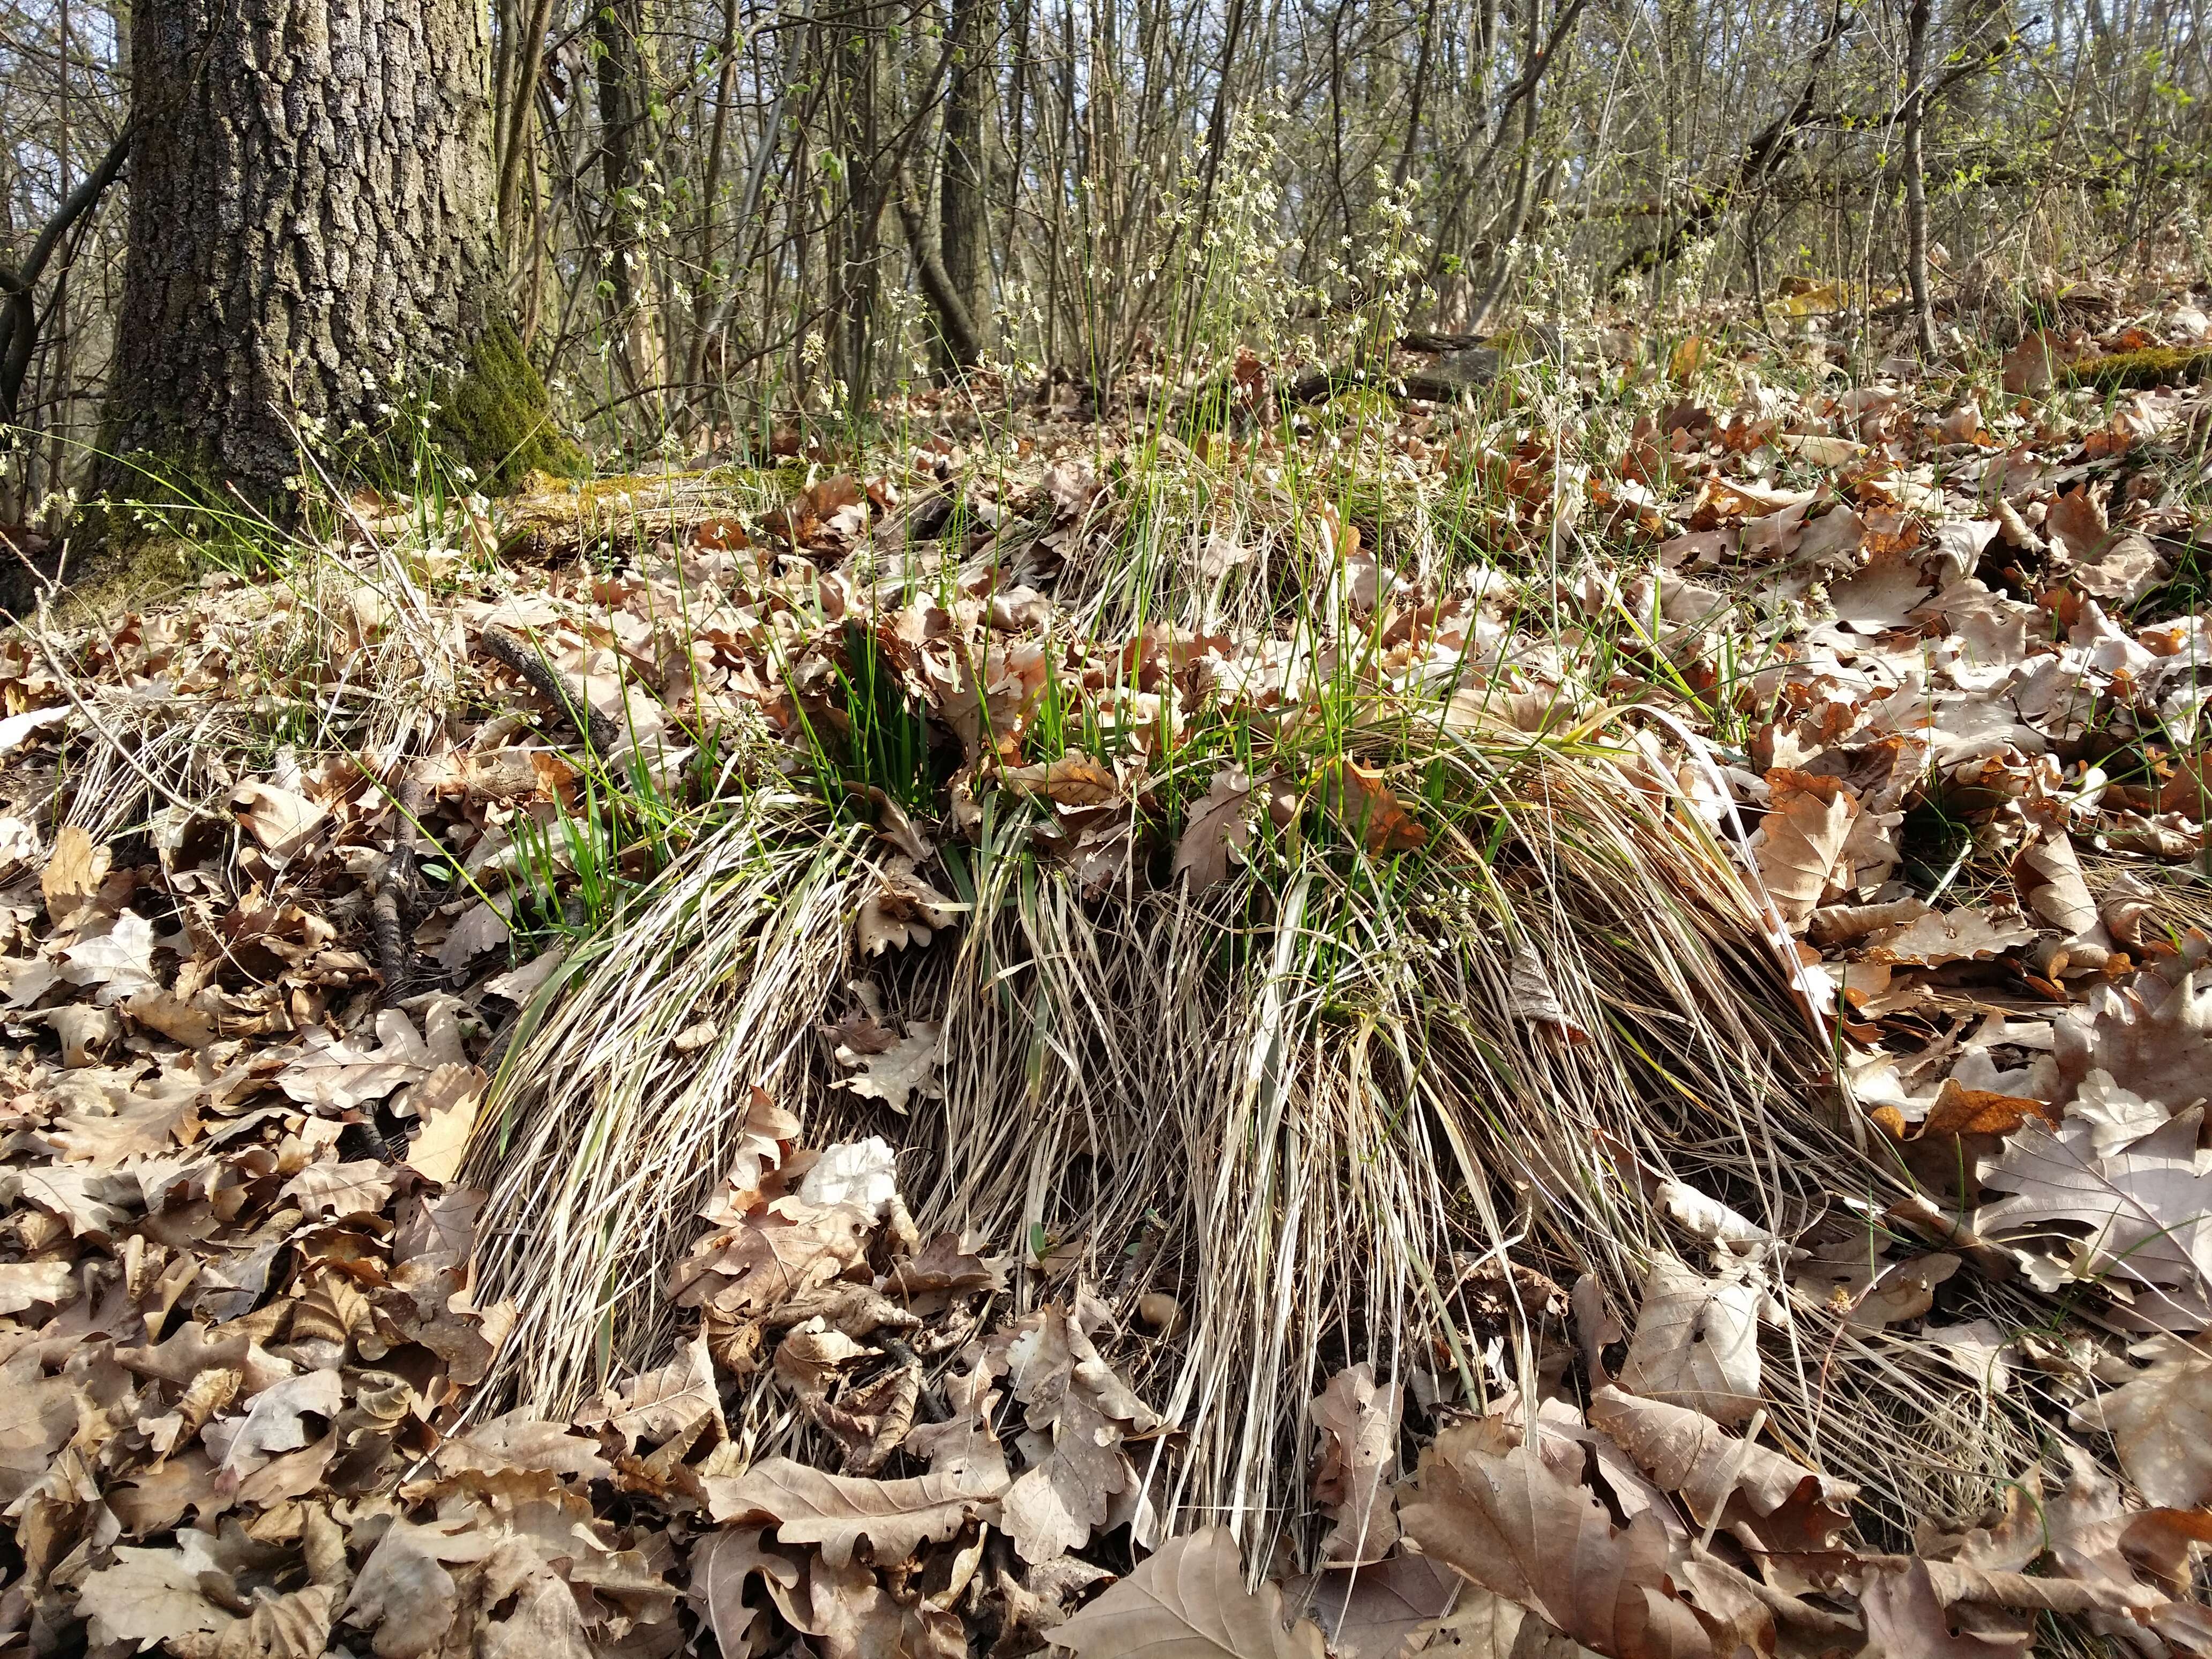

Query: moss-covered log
<box><xmin>2065</xmin><ymin>346</ymin><xmax>2212</xmax><ymax>393</ymax></box>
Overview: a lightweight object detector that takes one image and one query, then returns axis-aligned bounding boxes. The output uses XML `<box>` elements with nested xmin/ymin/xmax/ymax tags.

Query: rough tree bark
<box><xmin>102</xmin><ymin>0</ymin><xmax>573</xmax><ymax>504</ymax></box>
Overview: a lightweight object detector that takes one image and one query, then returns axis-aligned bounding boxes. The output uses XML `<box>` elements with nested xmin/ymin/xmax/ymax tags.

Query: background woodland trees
<box><xmin>0</xmin><ymin>0</ymin><xmax>2205</xmax><ymax>511</ymax></box>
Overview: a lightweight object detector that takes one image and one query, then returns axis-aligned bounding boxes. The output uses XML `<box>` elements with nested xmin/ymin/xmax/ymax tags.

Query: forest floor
<box><xmin>4</xmin><ymin>273</ymin><xmax>2212</xmax><ymax>1659</ymax></box>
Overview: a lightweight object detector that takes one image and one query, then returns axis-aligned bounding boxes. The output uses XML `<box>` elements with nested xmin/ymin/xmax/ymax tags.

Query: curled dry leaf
<box><xmin>1585</xmin><ymin>1386</ymin><xmax>1856</xmax><ymax>1552</ymax></box>
<box><xmin>2072</xmin><ymin>532</ymin><xmax>2165</xmax><ymax>604</ymax></box>
<box><xmin>1807</xmin><ymin>896</ymin><xmax>1929</xmax><ymax>947</ymax></box>
<box><xmin>345</xmin><ymin>1516</ymin><xmax>495</xmax><ymax>1659</ymax></box>
<box><xmin>2076</xmin><ymin>1339</ymin><xmax>2212</xmax><ymax>1508</ymax></box>
<box><xmin>1651</xmin><ymin>1182</ymin><xmax>1775</xmax><ymax>1250</ymax></box>
<box><xmin>1857</xmin><ymin>908</ymin><xmax>2037</xmax><ymax>967</ymax></box>
<box><xmin>1049</xmin><ymin>1526</ymin><xmax>1328</xmax><ymax>1658</ymax></box>
<box><xmin>689</xmin><ymin>1527</ymin><xmax>806</xmax><ymax>1658</ymax></box>
<box><xmin>81</xmin><ymin>1537</ymin><xmax>341</xmax><ymax>1657</ymax></box>
<box><xmin>1175</xmin><ymin>764</ymin><xmax>1257</xmax><ymax>891</ymax></box>
<box><xmin>1977</xmin><ymin>1106</ymin><xmax>2212</xmax><ymax>1303</ymax></box>
<box><xmin>0</xmin><ymin>1257</ymin><xmax>77</xmax><ymax>1313</ymax></box>
<box><xmin>1507</xmin><ymin>944</ymin><xmax>1594</xmax><ymax>1045</ymax></box>
<box><xmin>59</xmin><ymin>909</ymin><xmax>160</xmax><ymax>1004</ymax></box>
<box><xmin>402</xmin><ymin>1061</ymin><xmax>487</xmax><ymax>1184</ymax></box>
<box><xmin>1399</xmin><ymin>1418</ymin><xmax>1718</xmax><ymax>1659</ymax></box>
<box><xmin>2013</xmin><ymin>825</ymin><xmax>2099</xmax><ymax>937</ymax></box>
<box><xmin>727</xmin><ymin>1083</ymin><xmax>801</xmax><ymax>1195</ymax></box>
<box><xmin>1324</xmin><ymin>759</ymin><xmax>1428</xmax><ymax>855</ymax></box>
<box><xmin>1847</xmin><ymin>1252</ymin><xmax>1961</xmax><ymax>1328</ymax></box>
<box><xmin>574</xmin><ymin>1331</ymin><xmax>725</xmax><ymax>1450</ymax></box>
<box><xmin>997</xmin><ymin>1301</ymin><xmax>1165</xmax><ymax>1564</ymax></box>
<box><xmin>432</xmin><ymin>1411</ymin><xmax>611</xmax><ymax>1482</ymax></box>
<box><xmin>231</xmin><ymin>780</ymin><xmax>328</xmax><ymax>861</ymax></box>
<box><xmin>276</xmin><ymin>1009</ymin><xmax>436</xmax><ymax>1110</ymax></box>
<box><xmin>173</xmin><ymin>1586</ymin><xmax>340</xmax><ymax>1659</ymax></box>
<box><xmin>673</xmin><ymin>1194</ymin><xmax>876</xmax><ymax>1320</ymax></box>
<box><xmin>484</xmin><ymin>944</ymin><xmax>569</xmax><ymax>1005</ymax></box>
<box><xmin>0</xmin><ymin>812</ymin><xmax>38</xmax><ymax>883</ymax></box>
<box><xmin>1972</xmin><ymin>1445</ymin><xmax>2212</xmax><ymax>1616</ymax></box>
<box><xmin>707</xmin><ymin>1456</ymin><xmax>1010</xmax><ymax>1568</ymax></box>
<box><xmin>209</xmin><ymin>1367</ymin><xmax>343</xmax><ymax>1494</ymax></box>
<box><xmin>1614</xmin><ymin>1253</ymin><xmax>1763</xmax><ymax>1425</ymax></box>
<box><xmin>855</xmin><ymin>862</ymin><xmax>963</xmax><ymax>956</ymax></box>
<box><xmin>1416</xmin><ymin>1588</ymin><xmax>1595</xmax><ymax>1657</ymax></box>
<box><xmin>281</xmin><ymin>1159</ymin><xmax>397</xmax><ymax>1221</ymax></box>
<box><xmin>1858</xmin><ymin>1560</ymin><xmax>2032</xmax><ymax>1659</ymax></box>
<box><xmin>1290</xmin><ymin>1557</ymin><xmax>1460</xmax><ymax>1659</ymax></box>
<box><xmin>1750</xmin><ymin>769</ymin><xmax>1859</xmax><ymax>926</ymax></box>
<box><xmin>436</xmin><ymin>899</ymin><xmax>512</xmax><ymax>970</ymax></box>
<box><xmin>881</xmin><ymin>1229</ymin><xmax>1007</xmax><ymax>1303</ymax></box>
<box><xmin>1310</xmin><ymin>1362</ymin><xmax>1403</xmax><ymax>1563</ymax></box>
<box><xmin>902</xmin><ymin>1346</ymin><xmax>1009</xmax><ymax>1479</ymax></box>
<box><xmin>806</xmin><ymin>1357</ymin><xmax>922</xmax><ymax>1474</ymax></box>
<box><xmin>831</xmin><ymin>1021</ymin><xmax>941</xmax><ymax>1115</ymax></box>
<box><xmin>1006</xmin><ymin>753</ymin><xmax>1122</xmax><ymax>806</ymax></box>
<box><xmin>41</xmin><ymin>824</ymin><xmax>110</xmax><ymax>923</ymax></box>
<box><xmin>2045</xmin><ymin>484</ymin><xmax>2112</xmax><ymax>563</ymax></box>
<box><xmin>2054</xmin><ymin>969</ymin><xmax>2212</xmax><ymax>1113</ymax></box>
<box><xmin>2099</xmin><ymin>872</ymin><xmax>2160</xmax><ymax>949</ymax></box>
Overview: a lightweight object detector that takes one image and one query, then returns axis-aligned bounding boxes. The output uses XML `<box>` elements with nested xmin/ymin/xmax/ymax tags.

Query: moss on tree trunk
<box><xmin>435</xmin><ymin>322</ymin><xmax>583</xmax><ymax>489</ymax></box>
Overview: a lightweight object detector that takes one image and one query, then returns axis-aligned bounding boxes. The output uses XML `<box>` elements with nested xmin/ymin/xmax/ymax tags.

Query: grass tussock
<box><xmin>470</xmin><ymin>809</ymin><xmax>872</xmax><ymax>1412</ymax></box>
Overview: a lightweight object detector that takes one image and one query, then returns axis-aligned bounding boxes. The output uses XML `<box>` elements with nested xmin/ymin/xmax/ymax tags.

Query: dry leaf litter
<box><xmin>4</xmin><ymin>281</ymin><xmax>2212</xmax><ymax>1655</ymax></box>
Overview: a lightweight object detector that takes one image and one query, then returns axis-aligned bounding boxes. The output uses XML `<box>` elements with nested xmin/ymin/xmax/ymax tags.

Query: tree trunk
<box><xmin>826</xmin><ymin>0</ymin><xmax>889</xmax><ymax>408</ymax></box>
<box><xmin>495</xmin><ymin>0</ymin><xmax>562</xmax><ymax>249</ymax></box>
<box><xmin>933</xmin><ymin>0</ymin><xmax>990</xmax><ymax>372</ymax></box>
<box><xmin>102</xmin><ymin>0</ymin><xmax>572</xmax><ymax>504</ymax></box>
<box><xmin>1901</xmin><ymin>0</ymin><xmax>1940</xmax><ymax>359</ymax></box>
<box><xmin>597</xmin><ymin>0</ymin><xmax>665</xmax><ymax>401</ymax></box>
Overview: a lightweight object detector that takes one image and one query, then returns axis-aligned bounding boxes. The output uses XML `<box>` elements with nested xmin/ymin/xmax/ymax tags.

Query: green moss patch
<box><xmin>48</xmin><ymin>535</ymin><xmax>205</xmax><ymax>626</ymax></box>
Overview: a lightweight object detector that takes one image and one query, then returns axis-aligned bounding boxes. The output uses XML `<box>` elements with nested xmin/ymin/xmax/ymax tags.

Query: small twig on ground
<box><xmin>371</xmin><ymin>840</ymin><xmax>419</xmax><ymax>1002</ymax></box>
<box><xmin>480</xmin><ymin>624</ymin><xmax>625</xmax><ymax>757</ymax></box>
